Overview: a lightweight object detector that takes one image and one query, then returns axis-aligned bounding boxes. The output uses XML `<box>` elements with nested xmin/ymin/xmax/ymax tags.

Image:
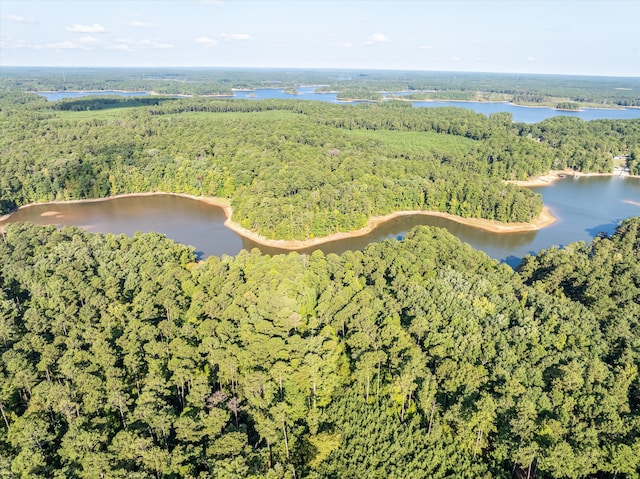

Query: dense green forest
<box><xmin>1</xmin><ymin>219</ymin><xmax>640</xmax><ymax>478</ymax></box>
<box><xmin>2</xmin><ymin>67</ymin><xmax>639</xmax><ymax>106</ymax></box>
<box><xmin>1</xmin><ymin>92</ymin><xmax>638</xmax><ymax>240</ymax></box>
<box><xmin>2</xmin><ymin>70</ymin><xmax>640</xmax><ymax>478</ymax></box>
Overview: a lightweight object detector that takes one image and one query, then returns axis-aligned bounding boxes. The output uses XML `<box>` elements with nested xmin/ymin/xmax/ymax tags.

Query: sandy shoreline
<box><xmin>377</xmin><ymin>96</ymin><xmax>631</xmax><ymax>111</ymax></box>
<box><xmin>226</xmin><ymin>206</ymin><xmax>556</xmax><ymax>250</ymax></box>
<box><xmin>507</xmin><ymin>169</ymin><xmax>577</xmax><ymax>187</ymax></box>
<box><xmin>0</xmin><ymin>193</ymin><xmax>232</xmax><ymax>235</ymax></box>
<box><xmin>0</xmin><ymin>192</ymin><xmax>556</xmax><ymax>248</ymax></box>
<box><xmin>506</xmin><ymin>169</ymin><xmax>640</xmax><ymax>187</ymax></box>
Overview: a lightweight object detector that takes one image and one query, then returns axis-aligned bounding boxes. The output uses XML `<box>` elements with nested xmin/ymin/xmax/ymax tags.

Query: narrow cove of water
<box><xmin>0</xmin><ymin>195</ymin><xmax>243</xmax><ymax>259</ymax></box>
<box><xmin>1</xmin><ymin>176</ymin><xmax>639</xmax><ymax>267</ymax></box>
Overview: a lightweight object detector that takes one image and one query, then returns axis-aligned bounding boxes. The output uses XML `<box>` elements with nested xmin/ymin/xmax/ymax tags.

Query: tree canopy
<box><xmin>3</xmin><ymin>92</ymin><xmax>638</xmax><ymax>239</ymax></box>
<box><xmin>2</xmin><ymin>72</ymin><xmax>640</xmax><ymax>478</ymax></box>
<box><xmin>1</xmin><ymin>219</ymin><xmax>640</xmax><ymax>478</ymax></box>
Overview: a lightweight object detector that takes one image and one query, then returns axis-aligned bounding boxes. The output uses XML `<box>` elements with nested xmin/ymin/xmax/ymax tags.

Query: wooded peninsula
<box><xmin>1</xmin><ymin>69</ymin><xmax>640</xmax><ymax>479</ymax></box>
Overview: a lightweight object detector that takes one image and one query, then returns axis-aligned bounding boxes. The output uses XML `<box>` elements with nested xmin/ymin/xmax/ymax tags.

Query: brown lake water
<box><xmin>2</xmin><ymin>176</ymin><xmax>639</xmax><ymax>267</ymax></box>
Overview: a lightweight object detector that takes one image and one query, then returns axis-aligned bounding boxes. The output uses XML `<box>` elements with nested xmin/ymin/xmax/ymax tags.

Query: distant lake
<box><xmin>36</xmin><ymin>91</ymin><xmax>150</xmax><ymax>101</ymax></box>
<box><xmin>36</xmin><ymin>87</ymin><xmax>640</xmax><ymax>123</ymax></box>
<box><xmin>234</xmin><ymin>87</ymin><xmax>640</xmax><ymax>123</ymax></box>
<box><xmin>411</xmin><ymin>101</ymin><xmax>640</xmax><ymax>123</ymax></box>
<box><xmin>2</xmin><ymin>176</ymin><xmax>639</xmax><ymax>267</ymax></box>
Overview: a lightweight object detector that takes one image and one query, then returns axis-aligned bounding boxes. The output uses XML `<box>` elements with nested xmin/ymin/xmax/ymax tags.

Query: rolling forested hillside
<box><xmin>1</xmin><ymin>219</ymin><xmax>639</xmax><ymax>478</ymax></box>
<box><xmin>1</xmin><ymin>92</ymin><xmax>639</xmax><ymax>240</ymax></box>
<box><xmin>2</xmin><ymin>82</ymin><xmax>640</xmax><ymax>478</ymax></box>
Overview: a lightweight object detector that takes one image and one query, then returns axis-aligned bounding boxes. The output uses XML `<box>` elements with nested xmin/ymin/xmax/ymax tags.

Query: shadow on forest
<box><xmin>53</xmin><ymin>96</ymin><xmax>177</xmax><ymax>112</ymax></box>
<box><xmin>586</xmin><ymin>220</ymin><xmax>620</xmax><ymax>239</ymax></box>
<box><xmin>504</xmin><ymin>255</ymin><xmax>525</xmax><ymax>269</ymax></box>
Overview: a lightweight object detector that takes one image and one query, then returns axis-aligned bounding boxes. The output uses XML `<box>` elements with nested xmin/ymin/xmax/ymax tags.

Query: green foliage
<box><xmin>387</xmin><ymin>90</ymin><xmax>477</xmax><ymax>101</ymax></box>
<box><xmin>0</xmin><ymin>94</ymin><xmax>549</xmax><ymax>232</ymax></box>
<box><xmin>555</xmin><ymin>102</ymin><xmax>581</xmax><ymax>111</ymax></box>
<box><xmin>3</xmin><ymin>85</ymin><xmax>637</xmax><ymax>237</ymax></box>
<box><xmin>1</xmin><ymin>70</ymin><xmax>639</xmax><ymax>477</ymax></box>
<box><xmin>521</xmin><ymin>116</ymin><xmax>640</xmax><ymax>172</ymax></box>
<box><xmin>1</xmin><ymin>220</ymin><xmax>639</xmax><ymax>477</ymax></box>
<box><xmin>335</xmin><ymin>88</ymin><xmax>382</xmax><ymax>101</ymax></box>
<box><xmin>3</xmin><ymin>67</ymin><xmax>638</xmax><ymax>106</ymax></box>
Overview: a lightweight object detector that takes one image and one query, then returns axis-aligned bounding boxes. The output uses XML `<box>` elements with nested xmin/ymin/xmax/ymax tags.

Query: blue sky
<box><xmin>1</xmin><ymin>0</ymin><xmax>638</xmax><ymax>76</ymax></box>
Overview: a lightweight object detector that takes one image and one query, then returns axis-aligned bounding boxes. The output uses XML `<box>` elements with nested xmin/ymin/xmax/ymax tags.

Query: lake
<box><xmin>36</xmin><ymin>90</ymin><xmax>150</xmax><ymax>101</ymax></box>
<box><xmin>36</xmin><ymin>87</ymin><xmax>640</xmax><ymax>124</ymax></box>
<box><xmin>2</xmin><ymin>176</ymin><xmax>638</xmax><ymax>267</ymax></box>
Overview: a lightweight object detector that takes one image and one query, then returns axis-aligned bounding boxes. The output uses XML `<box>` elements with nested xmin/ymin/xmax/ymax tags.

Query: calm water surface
<box><xmin>233</xmin><ymin>88</ymin><xmax>640</xmax><ymax>123</ymax></box>
<box><xmin>2</xmin><ymin>177</ymin><xmax>639</xmax><ymax>267</ymax></box>
<box><xmin>0</xmin><ymin>196</ymin><xmax>243</xmax><ymax>259</ymax></box>
<box><xmin>24</xmin><ymin>91</ymin><xmax>640</xmax><ymax>263</ymax></box>
<box><xmin>37</xmin><ymin>88</ymin><xmax>640</xmax><ymax>124</ymax></box>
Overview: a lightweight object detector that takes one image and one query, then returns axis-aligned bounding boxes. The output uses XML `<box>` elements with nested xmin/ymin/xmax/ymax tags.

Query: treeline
<box><xmin>521</xmin><ymin>116</ymin><xmax>640</xmax><ymax>172</ymax></box>
<box><xmin>554</xmin><ymin>102</ymin><xmax>581</xmax><ymax>111</ymax></box>
<box><xmin>294</xmin><ymin>101</ymin><xmax>639</xmax><ymax>174</ymax></box>
<box><xmin>1</xmin><ymin>219</ymin><xmax>639</xmax><ymax>477</ymax></box>
<box><xmin>629</xmin><ymin>149</ymin><xmax>640</xmax><ymax>175</ymax></box>
<box><xmin>53</xmin><ymin>96</ymin><xmax>168</xmax><ymax>112</ymax></box>
<box><xmin>387</xmin><ymin>91</ymin><xmax>478</xmax><ymax>101</ymax></box>
<box><xmin>334</xmin><ymin>88</ymin><xmax>382</xmax><ymax>101</ymax></box>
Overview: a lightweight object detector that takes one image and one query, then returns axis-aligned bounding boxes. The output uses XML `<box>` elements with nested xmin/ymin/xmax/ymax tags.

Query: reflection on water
<box><xmin>0</xmin><ymin>195</ymin><xmax>243</xmax><ymax>259</ymax></box>
<box><xmin>245</xmin><ymin>214</ymin><xmax>539</xmax><ymax>261</ymax></box>
<box><xmin>1</xmin><ymin>177</ymin><xmax>639</xmax><ymax>266</ymax></box>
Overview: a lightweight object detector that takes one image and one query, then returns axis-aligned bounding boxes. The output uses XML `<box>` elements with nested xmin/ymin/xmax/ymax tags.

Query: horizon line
<box><xmin>1</xmin><ymin>65</ymin><xmax>639</xmax><ymax>79</ymax></box>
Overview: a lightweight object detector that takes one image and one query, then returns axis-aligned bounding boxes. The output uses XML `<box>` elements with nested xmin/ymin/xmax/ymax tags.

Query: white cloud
<box><xmin>418</xmin><ymin>45</ymin><xmax>432</xmax><ymax>50</ymax></box>
<box><xmin>0</xmin><ymin>35</ymin><xmax>28</xmax><ymax>48</ymax></box>
<box><xmin>451</xmin><ymin>56</ymin><xmax>460</xmax><ymax>62</ymax></box>
<box><xmin>77</xmin><ymin>36</ymin><xmax>100</xmax><ymax>45</ymax></box>
<box><xmin>0</xmin><ymin>35</ymin><xmax>90</xmax><ymax>50</ymax></box>
<box><xmin>45</xmin><ymin>41</ymin><xmax>87</xmax><ymax>50</ymax></box>
<box><xmin>3</xmin><ymin>14</ymin><xmax>36</xmax><ymax>24</ymax></box>
<box><xmin>66</xmin><ymin>24</ymin><xmax>107</xmax><ymax>33</ymax></box>
<box><xmin>201</xmin><ymin>0</ymin><xmax>224</xmax><ymax>4</ymax></box>
<box><xmin>220</xmin><ymin>33</ymin><xmax>251</xmax><ymax>42</ymax></box>
<box><xmin>130</xmin><ymin>20</ymin><xmax>155</xmax><ymax>28</ymax></box>
<box><xmin>137</xmin><ymin>38</ymin><xmax>174</xmax><ymax>49</ymax></box>
<box><xmin>338</xmin><ymin>42</ymin><xmax>353</xmax><ymax>47</ymax></box>
<box><xmin>197</xmin><ymin>33</ymin><xmax>251</xmax><ymax>47</ymax></box>
<box><xmin>528</xmin><ymin>56</ymin><xmax>536</xmax><ymax>62</ymax></box>
<box><xmin>112</xmin><ymin>38</ymin><xmax>174</xmax><ymax>51</ymax></box>
<box><xmin>196</xmin><ymin>36</ymin><xmax>219</xmax><ymax>48</ymax></box>
<box><xmin>111</xmin><ymin>43</ymin><xmax>135</xmax><ymax>52</ymax></box>
<box><xmin>364</xmin><ymin>33</ymin><xmax>389</xmax><ymax>45</ymax></box>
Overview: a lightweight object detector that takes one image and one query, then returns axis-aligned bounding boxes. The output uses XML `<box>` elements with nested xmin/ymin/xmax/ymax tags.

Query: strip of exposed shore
<box><xmin>0</xmin><ymin>192</ymin><xmax>555</xmax><ymax>245</ymax></box>
<box><xmin>507</xmin><ymin>169</ymin><xmax>640</xmax><ymax>187</ymax></box>
<box><xmin>225</xmin><ymin>206</ymin><xmax>557</xmax><ymax>250</ymax></box>
<box><xmin>0</xmin><ymin>193</ymin><xmax>231</xmax><ymax>235</ymax></box>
